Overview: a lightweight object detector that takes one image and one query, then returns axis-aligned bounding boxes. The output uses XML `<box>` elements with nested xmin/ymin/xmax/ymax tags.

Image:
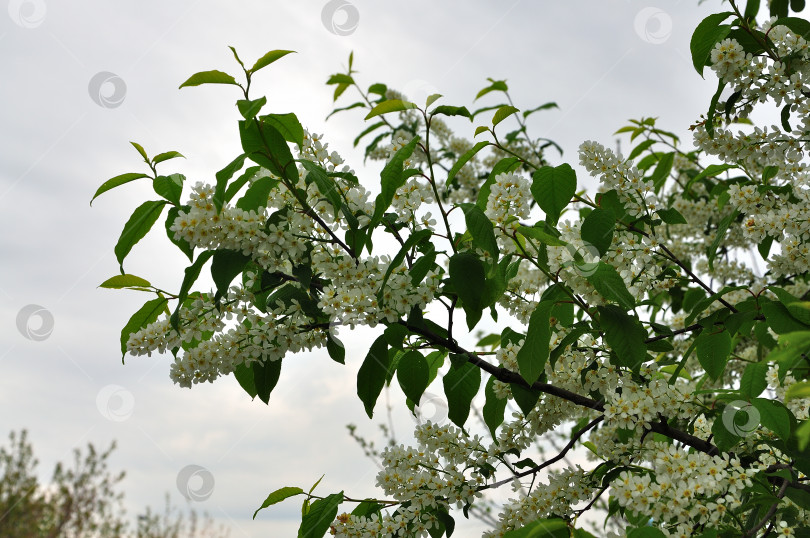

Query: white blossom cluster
<box><xmin>579</xmin><ymin>140</ymin><xmax>660</xmax><ymax>217</ymax></box>
<box><xmin>332</xmin><ymin>422</ymin><xmax>488</xmax><ymax>537</ymax></box>
<box><xmin>611</xmin><ymin>443</ymin><xmax>760</xmax><ymax>534</ymax></box>
<box><xmin>693</xmin><ymin>22</ymin><xmax>810</xmax><ymax>277</ymax></box>
<box><xmin>483</xmin><ymin>467</ymin><xmax>594</xmax><ymax>537</ymax></box>
<box><xmin>127</xmin><ymin>129</ymin><xmax>442</xmax><ymax>387</ymax></box>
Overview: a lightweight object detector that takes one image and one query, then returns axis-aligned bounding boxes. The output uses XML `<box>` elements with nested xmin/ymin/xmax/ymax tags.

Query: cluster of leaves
<box><xmin>92</xmin><ymin>0</ymin><xmax>810</xmax><ymax>535</ymax></box>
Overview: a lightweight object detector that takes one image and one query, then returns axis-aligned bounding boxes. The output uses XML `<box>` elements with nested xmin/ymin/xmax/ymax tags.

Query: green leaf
<box><xmin>580</xmin><ymin>208</ymin><xmax>615</xmax><ymax>257</ymax></box>
<box><xmin>120</xmin><ymin>297</ymin><xmax>168</xmax><ymax>358</ymax></box>
<box><xmin>522</xmin><ymin>102</ymin><xmax>558</xmax><ymax>118</ymax></box>
<box><xmin>179</xmin><ymin>70</ymin><xmax>239</xmax><ymax>89</ymax></box>
<box><xmin>327</xmin><ymin>73</ymin><xmax>354</xmax><ymax>85</ymax></box>
<box><xmin>214</xmin><ymin>154</ymin><xmax>247</xmax><ymax>212</ymax></box>
<box><xmin>152</xmin><ymin>174</ymin><xmax>183</xmax><ymax>206</ymax></box>
<box><xmin>516</xmin><ymin>302</ymin><xmax>553</xmax><ymax>385</ymax></box>
<box><xmin>352</xmin><ymin>121</ymin><xmax>386</xmax><ymax>148</ymax></box>
<box><xmin>711</xmin><ymin>409</ymin><xmax>742</xmax><ymax>452</ymax></box>
<box><xmin>696</xmin><ymin>330</ymin><xmax>732</xmax><ymax>380</ymax></box>
<box><xmin>239</xmin><ymin>119</ymin><xmax>296</xmax><ymax>181</ymax></box>
<box><xmin>598</xmin><ymin>305</ymin><xmax>648</xmax><ymax>370</ymax></box>
<box><xmin>787</xmin><ymin>381</ymin><xmax>810</xmax><ymax>402</ymax></box>
<box><xmin>475</xmin><ymin>79</ymin><xmax>508</xmax><ymax>100</ymax></box>
<box><xmin>253</xmin><ymin>486</ymin><xmax>304</xmax><ymax>519</ymax></box>
<box><xmin>449</xmin><ymin>252</ymin><xmax>487</xmax><ymax>329</ymax></box>
<box><xmin>237</xmin><ymin>97</ymin><xmax>267</xmax><ymax>120</ymax></box>
<box><xmin>483</xmin><ymin>376</ymin><xmax>508</xmax><ymax>439</ymax></box>
<box><xmin>752</xmin><ymin>397</ymin><xmax>792</xmax><ymax>439</ymax></box>
<box><xmin>797</xmin><ymin>419</ymin><xmax>810</xmax><ymax>451</ymax></box>
<box><xmin>531</xmin><ymin>164</ymin><xmax>577</xmax><ymax>225</ymax></box>
<box><xmin>706</xmin><ymin>79</ymin><xmax>727</xmax><ymax>138</ymax></box>
<box><xmin>762</xmin><ymin>299</ymin><xmax>810</xmax><ymax>334</ymax></box>
<box><xmin>587</xmin><ymin>263</ymin><xmax>636</xmax><ymax>311</ymax></box>
<box><xmin>397</xmin><ymin>351</ymin><xmax>429</xmax><ymax>405</ymax></box>
<box><xmin>357</xmin><ymin>335</ymin><xmax>390</xmax><ymax>418</ymax></box>
<box><xmin>165</xmin><ymin>206</ymin><xmax>194</xmax><ymax>261</ymax></box>
<box><xmin>130</xmin><ymin>141</ymin><xmax>149</xmax><ymax>162</ymax></box>
<box><xmin>628</xmin><ymin>139</ymin><xmax>655</xmax><ymax>161</ymax></box>
<box><xmin>510</xmin><ymin>383</ymin><xmax>541</xmax><ymax>415</ymax></box>
<box><xmin>430</xmin><ymin>105</ymin><xmax>472</xmax><ymax>120</ymax></box>
<box><xmin>211</xmin><ymin>250</ymin><xmax>252</xmax><ymax>297</ymax></box>
<box><xmin>501</xmin><ymin>518</ymin><xmax>569</xmax><ymax>538</ymax></box>
<box><xmin>425</xmin><ymin>94</ymin><xmax>442</xmax><ymax>108</ymax></box>
<box><xmin>99</xmin><ymin>274</ymin><xmax>151</xmax><ymax>289</ymax></box>
<box><xmin>788</xmin><ymin>301</ymin><xmax>810</xmax><ymax>325</ymax></box>
<box><xmin>691</xmin><ymin>163</ymin><xmax>738</xmax><ymax>184</ymax></box>
<box><xmin>767</xmin><ymin>331</ymin><xmax>810</xmax><ymax>378</ymax></box>
<box><xmin>170</xmin><ymin>251</ymin><xmax>214</xmax><ymax>330</ymax></box>
<box><xmin>492</xmin><ymin>105</ymin><xmax>519</xmax><ymax>127</ymax></box>
<box><xmin>782</xmin><ymin>103</ymin><xmax>793</xmax><ymax>131</ymax></box>
<box><xmin>300</xmin><ymin>161</ymin><xmax>341</xmax><ymax>211</ymax></box>
<box><xmin>649</xmin><ymin>152</ymin><xmax>675</xmax><ymax>192</ymax></box>
<box><xmin>443</xmin><ymin>358</ymin><xmax>481</xmax><ymax>428</ymax></box>
<box><xmin>461</xmin><ymin>204</ymin><xmax>499</xmax><ymax>260</ymax></box>
<box><xmin>740</xmin><ymin>361</ymin><xmax>768</xmax><ymax>398</ymax></box>
<box><xmin>253</xmin><ymin>358</ymin><xmax>282</xmax><ymax>404</ymax></box>
<box><xmin>516</xmin><ymin>225</ymin><xmax>567</xmax><ymax>246</ymax></box>
<box><xmin>234</xmin><ymin>362</ymin><xmax>257</xmax><ymax>398</ymax></box>
<box><xmin>152</xmin><ymin>151</ymin><xmax>184</xmax><ymax>165</ymax></box>
<box><xmin>707</xmin><ymin>210</ymin><xmax>739</xmax><ymax>271</ymax></box>
<box><xmin>235</xmin><ymin>176</ymin><xmax>279</xmax><ymax>212</ymax></box>
<box><xmin>370</xmin><ymin>136</ymin><xmax>420</xmax><ymax>227</ymax></box>
<box><xmin>91</xmin><ymin>172</ymin><xmax>149</xmax><ymax>205</ymax></box>
<box><xmin>364</xmin><ymin>99</ymin><xmax>418</xmax><ymax>120</ymax></box>
<box><xmin>298</xmin><ymin>491</ymin><xmax>342</xmax><ymax>538</ymax></box>
<box><xmin>115</xmin><ymin>200</ymin><xmax>168</xmax><ymax>269</ymax></box>
<box><xmin>326</xmin><ymin>334</ymin><xmax>345</xmax><ymax>365</ymax></box>
<box><xmin>250</xmin><ymin>49</ymin><xmax>295</xmax><ymax>74</ymax></box>
<box><xmin>446</xmin><ymin>141</ymin><xmax>489</xmax><ymax>187</ymax></box>
<box><xmin>263</xmin><ymin>112</ymin><xmax>305</xmax><ymax>148</ymax></box>
<box><xmin>657</xmin><ymin>207</ymin><xmax>688</xmax><ymax>225</ymax></box>
<box><xmin>690</xmin><ymin>12</ymin><xmax>734</xmax><ymax>76</ymax></box>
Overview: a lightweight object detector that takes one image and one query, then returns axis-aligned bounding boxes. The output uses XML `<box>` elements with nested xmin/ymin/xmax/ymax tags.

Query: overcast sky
<box><xmin>0</xmin><ymin>0</ymin><xmax>720</xmax><ymax>535</ymax></box>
